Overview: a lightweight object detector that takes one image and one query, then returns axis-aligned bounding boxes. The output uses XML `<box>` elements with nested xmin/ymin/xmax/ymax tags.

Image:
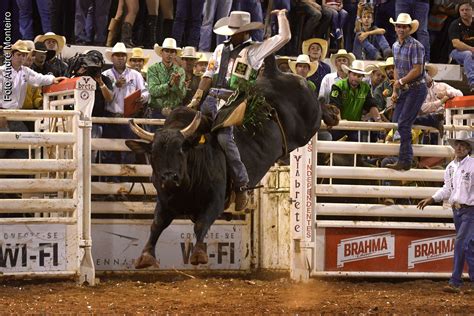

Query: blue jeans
<box><xmin>16</xmin><ymin>0</ymin><xmax>52</xmax><ymax>40</ymax></box>
<box><xmin>392</xmin><ymin>83</ymin><xmax>427</xmax><ymax>164</ymax></box>
<box><xmin>201</xmin><ymin>94</ymin><xmax>249</xmax><ymax>188</ymax></box>
<box><xmin>74</xmin><ymin>0</ymin><xmax>111</xmax><ymax>45</ymax></box>
<box><xmin>232</xmin><ymin>0</ymin><xmax>264</xmax><ymax>41</ymax></box>
<box><xmin>353</xmin><ymin>33</ymin><xmax>391</xmax><ymax>60</ymax></box>
<box><xmin>342</xmin><ymin>0</ymin><xmax>358</xmax><ymax>52</ymax></box>
<box><xmin>374</xmin><ymin>0</ymin><xmax>396</xmax><ymax>46</ymax></box>
<box><xmin>396</xmin><ymin>0</ymin><xmax>430</xmax><ymax>62</ymax></box>
<box><xmin>450</xmin><ymin>49</ymin><xmax>474</xmax><ymax>86</ymax></box>
<box><xmin>172</xmin><ymin>0</ymin><xmax>205</xmax><ymax>47</ymax></box>
<box><xmin>450</xmin><ymin>206</ymin><xmax>474</xmax><ymax>287</ymax></box>
<box><xmin>198</xmin><ymin>0</ymin><xmax>232</xmax><ymax>52</ymax></box>
<box><xmin>326</xmin><ymin>7</ymin><xmax>348</xmax><ymax>35</ymax></box>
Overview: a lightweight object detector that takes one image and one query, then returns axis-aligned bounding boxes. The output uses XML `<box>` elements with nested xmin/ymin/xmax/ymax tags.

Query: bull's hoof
<box><xmin>135</xmin><ymin>253</ymin><xmax>159</xmax><ymax>269</ymax></box>
<box><xmin>190</xmin><ymin>244</ymin><xmax>208</xmax><ymax>265</ymax></box>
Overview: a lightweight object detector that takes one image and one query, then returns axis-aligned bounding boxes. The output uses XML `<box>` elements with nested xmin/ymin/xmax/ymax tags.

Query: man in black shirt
<box><xmin>448</xmin><ymin>1</ymin><xmax>474</xmax><ymax>92</ymax></box>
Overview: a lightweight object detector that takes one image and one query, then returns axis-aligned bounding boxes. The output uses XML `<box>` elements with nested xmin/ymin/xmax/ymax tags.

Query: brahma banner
<box><xmin>325</xmin><ymin>228</ymin><xmax>461</xmax><ymax>272</ymax></box>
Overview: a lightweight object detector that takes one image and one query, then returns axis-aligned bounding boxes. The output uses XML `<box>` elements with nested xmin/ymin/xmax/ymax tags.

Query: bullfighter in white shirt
<box><xmin>418</xmin><ymin>131</ymin><xmax>474</xmax><ymax>293</ymax></box>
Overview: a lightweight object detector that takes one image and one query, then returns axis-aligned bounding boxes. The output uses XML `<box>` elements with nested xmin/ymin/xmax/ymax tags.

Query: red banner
<box><xmin>324</xmin><ymin>228</ymin><xmax>465</xmax><ymax>273</ymax></box>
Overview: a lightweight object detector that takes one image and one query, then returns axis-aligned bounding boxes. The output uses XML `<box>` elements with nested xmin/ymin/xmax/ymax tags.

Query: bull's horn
<box><xmin>129</xmin><ymin>119</ymin><xmax>154</xmax><ymax>142</ymax></box>
<box><xmin>180</xmin><ymin>111</ymin><xmax>201</xmax><ymax>138</ymax></box>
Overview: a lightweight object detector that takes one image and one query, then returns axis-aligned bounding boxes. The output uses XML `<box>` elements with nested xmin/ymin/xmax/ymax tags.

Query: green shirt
<box><xmin>329</xmin><ymin>78</ymin><xmax>376</xmax><ymax>121</ymax></box>
<box><xmin>147</xmin><ymin>62</ymin><xmax>186</xmax><ymax>109</ymax></box>
<box><xmin>307</xmin><ymin>79</ymin><xmax>316</xmax><ymax>92</ymax></box>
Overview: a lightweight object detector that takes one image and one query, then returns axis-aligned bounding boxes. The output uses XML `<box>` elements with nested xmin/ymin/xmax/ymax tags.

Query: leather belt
<box><xmin>405</xmin><ymin>79</ymin><xmax>425</xmax><ymax>89</ymax></box>
<box><xmin>106</xmin><ymin>111</ymin><xmax>123</xmax><ymax>118</ymax></box>
<box><xmin>452</xmin><ymin>203</ymin><xmax>474</xmax><ymax>209</ymax></box>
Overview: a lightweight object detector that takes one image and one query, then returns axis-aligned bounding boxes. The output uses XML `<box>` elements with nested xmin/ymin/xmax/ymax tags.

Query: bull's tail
<box><xmin>319</xmin><ymin>97</ymin><xmax>340</xmax><ymax>128</ymax></box>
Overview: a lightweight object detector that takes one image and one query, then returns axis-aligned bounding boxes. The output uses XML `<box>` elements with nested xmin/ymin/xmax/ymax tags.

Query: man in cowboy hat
<box><xmin>147</xmin><ymin>38</ymin><xmax>186</xmax><ymax>124</ymax></box>
<box><xmin>127</xmin><ymin>48</ymin><xmax>150</xmax><ymax>80</ymax></box>
<box><xmin>418</xmin><ymin>130</ymin><xmax>474</xmax><ymax>293</ymax></box>
<box><xmin>289</xmin><ymin>54</ymin><xmax>318</xmax><ymax>91</ymax></box>
<box><xmin>0</xmin><ymin>40</ymin><xmax>66</xmax><ymax>158</ymax></box>
<box><xmin>101</xmin><ymin>42</ymin><xmax>149</xmax><ymax>173</ymax></box>
<box><xmin>302</xmin><ymin>38</ymin><xmax>330</xmax><ymax>95</ymax></box>
<box><xmin>188</xmin><ymin>9</ymin><xmax>290</xmax><ymax>211</ymax></box>
<box><xmin>275</xmin><ymin>56</ymin><xmax>294</xmax><ymax>73</ymax></box>
<box><xmin>448</xmin><ymin>0</ymin><xmax>474</xmax><ymax>92</ymax></box>
<box><xmin>34</xmin><ymin>32</ymin><xmax>68</xmax><ymax>77</ymax></box>
<box><xmin>194</xmin><ymin>53</ymin><xmax>209</xmax><ymax>77</ymax></box>
<box><xmin>387</xmin><ymin>13</ymin><xmax>427</xmax><ymax>171</ymax></box>
<box><xmin>329</xmin><ymin>59</ymin><xmax>381</xmax><ymax>142</ymax></box>
<box><xmin>319</xmin><ymin>49</ymin><xmax>355</xmax><ymax>104</ymax></box>
<box><xmin>373</xmin><ymin>56</ymin><xmax>395</xmax><ymax>115</ymax></box>
<box><xmin>30</xmin><ymin>41</ymin><xmax>54</xmax><ymax>75</ymax></box>
<box><xmin>179</xmin><ymin>46</ymin><xmax>202</xmax><ymax>105</ymax></box>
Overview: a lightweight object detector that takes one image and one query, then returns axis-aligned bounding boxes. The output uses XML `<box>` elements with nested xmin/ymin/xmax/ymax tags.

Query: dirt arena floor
<box><xmin>1</xmin><ymin>272</ymin><xmax>473</xmax><ymax>314</ymax></box>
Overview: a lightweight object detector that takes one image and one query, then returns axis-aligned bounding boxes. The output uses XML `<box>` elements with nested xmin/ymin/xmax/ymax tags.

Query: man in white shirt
<box><xmin>101</xmin><ymin>42</ymin><xmax>150</xmax><ymax>179</ymax></box>
<box><xmin>418</xmin><ymin>131</ymin><xmax>474</xmax><ymax>293</ymax></box>
<box><xmin>0</xmin><ymin>40</ymin><xmax>65</xmax><ymax>158</ymax></box>
<box><xmin>318</xmin><ymin>49</ymin><xmax>355</xmax><ymax>103</ymax></box>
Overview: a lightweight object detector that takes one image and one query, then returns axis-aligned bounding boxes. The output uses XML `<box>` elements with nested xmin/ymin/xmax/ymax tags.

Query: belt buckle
<box><xmin>453</xmin><ymin>202</ymin><xmax>461</xmax><ymax>209</ymax></box>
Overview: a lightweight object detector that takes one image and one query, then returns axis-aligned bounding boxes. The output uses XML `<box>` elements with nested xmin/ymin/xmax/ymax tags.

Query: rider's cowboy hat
<box><xmin>105</xmin><ymin>42</ymin><xmax>131</xmax><ymax>61</ymax></box>
<box><xmin>302</xmin><ymin>38</ymin><xmax>328</xmax><ymax>60</ymax></box>
<box><xmin>213</xmin><ymin>11</ymin><xmax>264</xmax><ymax>36</ymax></box>
<box><xmin>389</xmin><ymin>13</ymin><xmax>419</xmax><ymax>35</ymax></box>
<box><xmin>181</xmin><ymin>46</ymin><xmax>200</xmax><ymax>59</ymax></box>
<box><xmin>329</xmin><ymin>49</ymin><xmax>356</xmax><ymax>67</ymax></box>
<box><xmin>289</xmin><ymin>54</ymin><xmax>318</xmax><ymax>77</ymax></box>
<box><xmin>34</xmin><ymin>32</ymin><xmax>66</xmax><ymax>52</ymax></box>
<box><xmin>425</xmin><ymin>63</ymin><xmax>438</xmax><ymax>78</ymax></box>
<box><xmin>6</xmin><ymin>40</ymin><xmax>30</xmax><ymax>53</ymax></box>
<box><xmin>154</xmin><ymin>38</ymin><xmax>182</xmax><ymax>57</ymax></box>
<box><xmin>447</xmin><ymin>131</ymin><xmax>474</xmax><ymax>151</ymax></box>
<box><xmin>342</xmin><ymin>60</ymin><xmax>373</xmax><ymax>75</ymax></box>
<box><xmin>128</xmin><ymin>47</ymin><xmax>150</xmax><ymax>64</ymax></box>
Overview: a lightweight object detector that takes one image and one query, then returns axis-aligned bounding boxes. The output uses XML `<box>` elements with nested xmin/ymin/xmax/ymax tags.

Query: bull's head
<box><xmin>128</xmin><ymin>112</ymin><xmax>202</xmax><ymax>192</ymax></box>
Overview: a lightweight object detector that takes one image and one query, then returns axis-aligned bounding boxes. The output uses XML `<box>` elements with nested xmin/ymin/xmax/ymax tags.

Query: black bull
<box><xmin>126</xmin><ymin>56</ymin><xmax>339</xmax><ymax>269</ymax></box>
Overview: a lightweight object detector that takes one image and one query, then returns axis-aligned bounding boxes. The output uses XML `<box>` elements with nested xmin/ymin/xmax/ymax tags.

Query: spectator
<box><xmin>289</xmin><ymin>54</ymin><xmax>318</xmax><ymax>91</ymax></box>
<box><xmin>147</xmin><ymin>38</ymin><xmax>186</xmax><ymax>122</ymax></box>
<box><xmin>319</xmin><ymin>49</ymin><xmax>355</xmax><ymax>103</ymax></box>
<box><xmin>364</xmin><ymin>63</ymin><xmax>386</xmax><ymax>96</ymax></box>
<box><xmin>276</xmin><ymin>55</ymin><xmax>294</xmax><ymax>73</ymax></box>
<box><xmin>353</xmin><ymin>4</ymin><xmax>392</xmax><ymax>61</ymax></box>
<box><xmin>34</xmin><ymin>32</ymin><xmax>68</xmax><ymax>76</ymax></box>
<box><xmin>387</xmin><ymin>13</ymin><xmax>427</xmax><ymax>171</ymax></box>
<box><xmin>198</xmin><ymin>0</ymin><xmax>232</xmax><ymax>52</ymax></box>
<box><xmin>373</xmin><ymin>56</ymin><xmax>395</xmax><ymax>116</ymax></box>
<box><xmin>127</xmin><ymin>47</ymin><xmax>150</xmax><ymax>80</ymax></box>
<box><xmin>30</xmin><ymin>42</ymin><xmax>53</xmax><ymax>75</ymax></box>
<box><xmin>106</xmin><ymin>0</ymin><xmax>140</xmax><ymax>48</ymax></box>
<box><xmin>374</xmin><ymin>0</ymin><xmax>396</xmax><ymax>47</ymax></box>
<box><xmin>329</xmin><ymin>59</ymin><xmax>380</xmax><ymax>142</ymax></box>
<box><xmin>0</xmin><ymin>40</ymin><xmax>65</xmax><ymax>157</ymax></box>
<box><xmin>295</xmin><ymin>0</ymin><xmax>332</xmax><ymax>41</ymax></box>
<box><xmin>101</xmin><ymin>42</ymin><xmax>149</xmax><ymax>180</ymax></box>
<box><xmin>420</xmin><ymin>64</ymin><xmax>463</xmax><ymax>115</ymax></box>
<box><xmin>396</xmin><ymin>0</ymin><xmax>431</xmax><ymax>62</ymax></box>
<box><xmin>188</xmin><ymin>10</ymin><xmax>290</xmax><ymax>211</ymax></box>
<box><xmin>417</xmin><ymin>131</ymin><xmax>474</xmax><ymax>294</ymax></box>
<box><xmin>172</xmin><ymin>0</ymin><xmax>205</xmax><ymax>48</ymax></box>
<box><xmin>50</xmin><ymin>0</ymin><xmax>75</xmax><ymax>44</ymax></box>
<box><xmin>323</xmin><ymin>0</ymin><xmax>348</xmax><ymax>41</ymax></box>
<box><xmin>180</xmin><ymin>46</ymin><xmax>201</xmax><ymax>104</ymax></box>
<box><xmin>302</xmin><ymin>38</ymin><xmax>330</xmax><ymax>94</ymax></box>
<box><xmin>16</xmin><ymin>0</ymin><xmax>52</xmax><ymax>40</ymax></box>
<box><xmin>448</xmin><ymin>1</ymin><xmax>474</xmax><ymax>92</ymax></box>
<box><xmin>194</xmin><ymin>53</ymin><xmax>209</xmax><ymax>76</ymax></box>
<box><xmin>428</xmin><ymin>1</ymin><xmax>457</xmax><ymax>63</ymax></box>
<box><xmin>74</xmin><ymin>0</ymin><xmax>112</xmax><ymax>46</ymax></box>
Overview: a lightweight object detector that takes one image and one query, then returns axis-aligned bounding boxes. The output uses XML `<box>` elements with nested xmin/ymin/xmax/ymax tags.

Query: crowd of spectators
<box><xmin>0</xmin><ymin>0</ymin><xmax>471</xmax><ymax>168</ymax></box>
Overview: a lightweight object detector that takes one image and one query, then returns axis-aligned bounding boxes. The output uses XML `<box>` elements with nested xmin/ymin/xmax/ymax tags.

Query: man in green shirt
<box><xmin>147</xmin><ymin>38</ymin><xmax>186</xmax><ymax>128</ymax></box>
<box><xmin>329</xmin><ymin>60</ymin><xmax>381</xmax><ymax>142</ymax></box>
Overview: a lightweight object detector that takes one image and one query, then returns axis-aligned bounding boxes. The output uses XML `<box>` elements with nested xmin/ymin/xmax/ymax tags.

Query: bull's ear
<box><xmin>125</xmin><ymin>140</ymin><xmax>152</xmax><ymax>154</ymax></box>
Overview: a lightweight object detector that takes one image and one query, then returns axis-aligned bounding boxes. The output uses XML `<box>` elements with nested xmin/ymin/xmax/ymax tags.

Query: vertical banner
<box><xmin>290</xmin><ymin>140</ymin><xmax>314</xmax><ymax>243</ymax></box>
